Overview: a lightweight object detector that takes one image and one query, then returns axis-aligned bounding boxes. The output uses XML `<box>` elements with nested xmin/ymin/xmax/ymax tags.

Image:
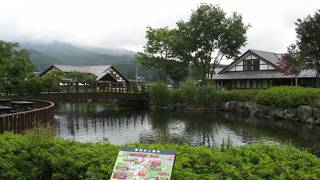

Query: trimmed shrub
<box><xmin>218</xmin><ymin>89</ymin><xmax>258</xmax><ymax>102</ymax></box>
<box><xmin>149</xmin><ymin>82</ymin><xmax>171</xmax><ymax>107</ymax></box>
<box><xmin>0</xmin><ymin>132</ymin><xmax>320</xmax><ymax>179</ymax></box>
<box><xmin>255</xmin><ymin>86</ymin><xmax>320</xmax><ymax>108</ymax></box>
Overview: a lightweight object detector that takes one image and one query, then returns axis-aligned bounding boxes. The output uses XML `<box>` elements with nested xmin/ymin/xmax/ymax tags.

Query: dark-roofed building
<box><xmin>212</xmin><ymin>49</ymin><xmax>317</xmax><ymax>89</ymax></box>
<box><xmin>40</xmin><ymin>64</ymin><xmax>129</xmax><ymax>83</ymax></box>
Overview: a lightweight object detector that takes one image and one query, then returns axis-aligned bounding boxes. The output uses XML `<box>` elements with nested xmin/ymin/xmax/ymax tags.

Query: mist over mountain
<box><xmin>21</xmin><ymin>41</ymin><xmax>135</xmax><ymax>69</ymax></box>
<box><xmin>19</xmin><ymin>41</ymin><xmax>157</xmax><ymax>81</ymax></box>
<box><xmin>79</xmin><ymin>45</ymin><xmax>135</xmax><ymax>56</ymax></box>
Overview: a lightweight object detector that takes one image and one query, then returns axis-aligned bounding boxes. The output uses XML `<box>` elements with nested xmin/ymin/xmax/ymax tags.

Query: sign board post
<box><xmin>111</xmin><ymin>147</ymin><xmax>176</xmax><ymax>180</ymax></box>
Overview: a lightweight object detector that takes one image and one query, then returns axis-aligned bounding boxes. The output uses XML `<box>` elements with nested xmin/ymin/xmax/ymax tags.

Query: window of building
<box><xmin>243</xmin><ymin>59</ymin><xmax>260</xmax><ymax>71</ymax></box>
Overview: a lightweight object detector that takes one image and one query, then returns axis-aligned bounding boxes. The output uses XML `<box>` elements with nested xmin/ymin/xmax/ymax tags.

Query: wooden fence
<box><xmin>0</xmin><ymin>100</ymin><xmax>55</xmax><ymax>133</ymax></box>
<box><xmin>58</xmin><ymin>82</ymin><xmax>150</xmax><ymax>94</ymax></box>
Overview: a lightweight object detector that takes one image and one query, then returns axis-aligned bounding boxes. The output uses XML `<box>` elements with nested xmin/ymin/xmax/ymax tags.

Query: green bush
<box><xmin>171</xmin><ymin>90</ymin><xmax>185</xmax><ymax>105</ymax></box>
<box><xmin>149</xmin><ymin>82</ymin><xmax>171</xmax><ymax>107</ymax></box>
<box><xmin>148</xmin><ymin>82</ymin><xmax>320</xmax><ymax>109</ymax></box>
<box><xmin>180</xmin><ymin>80</ymin><xmax>198</xmax><ymax>106</ymax></box>
<box><xmin>255</xmin><ymin>86</ymin><xmax>320</xmax><ymax>108</ymax></box>
<box><xmin>218</xmin><ymin>89</ymin><xmax>258</xmax><ymax>102</ymax></box>
<box><xmin>20</xmin><ymin>76</ymin><xmax>44</xmax><ymax>96</ymax></box>
<box><xmin>175</xmin><ymin>81</ymin><xmax>221</xmax><ymax>108</ymax></box>
<box><xmin>0</xmin><ymin>131</ymin><xmax>320</xmax><ymax>179</ymax></box>
<box><xmin>195</xmin><ymin>85</ymin><xmax>221</xmax><ymax>108</ymax></box>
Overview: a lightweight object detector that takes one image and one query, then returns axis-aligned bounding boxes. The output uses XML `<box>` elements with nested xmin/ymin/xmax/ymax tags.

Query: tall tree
<box><xmin>277</xmin><ymin>44</ymin><xmax>305</xmax><ymax>86</ymax></box>
<box><xmin>136</xmin><ymin>27</ymin><xmax>175</xmax><ymax>81</ymax></box>
<box><xmin>0</xmin><ymin>40</ymin><xmax>34</xmax><ymax>94</ymax></box>
<box><xmin>295</xmin><ymin>10</ymin><xmax>320</xmax><ymax>87</ymax></box>
<box><xmin>176</xmin><ymin>4</ymin><xmax>248</xmax><ymax>83</ymax></box>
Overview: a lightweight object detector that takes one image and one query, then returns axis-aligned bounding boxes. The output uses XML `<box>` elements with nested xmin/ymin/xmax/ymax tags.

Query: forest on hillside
<box><xmin>21</xmin><ymin>41</ymin><xmax>158</xmax><ymax>81</ymax></box>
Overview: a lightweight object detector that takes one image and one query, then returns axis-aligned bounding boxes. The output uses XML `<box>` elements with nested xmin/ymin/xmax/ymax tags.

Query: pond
<box><xmin>55</xmin><ymin>101</ymin><xmax>320</xmax><ymax>155</ymax></box>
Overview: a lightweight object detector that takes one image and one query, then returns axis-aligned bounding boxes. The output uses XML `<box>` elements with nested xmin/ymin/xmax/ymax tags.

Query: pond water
<box><xmin>55</xmin><ymin>101</ymin><xmax>320</xmax><ymax>155</ymax></box>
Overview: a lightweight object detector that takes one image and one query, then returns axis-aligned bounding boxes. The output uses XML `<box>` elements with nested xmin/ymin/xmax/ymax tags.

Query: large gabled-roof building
<box><xmin>40</xmin><ymin>64</ymin><xmax>129</xmax><ymax>83</ymax></box>
<box><xmin>212</xmin><ymin>49</ymin><xmax>317</xmax><ymax>89</ymax></box>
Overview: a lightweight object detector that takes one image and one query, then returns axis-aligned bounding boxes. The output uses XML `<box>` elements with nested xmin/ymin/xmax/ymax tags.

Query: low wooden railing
<box><xmin>58</xmin><ymin>81</ymin><xmax>150</xmax><ymax>94</ymax></box>
<box><xmin>0</xmin><ymin>100</ymin><xmax>55</xmax><ymax>133</ymax></box>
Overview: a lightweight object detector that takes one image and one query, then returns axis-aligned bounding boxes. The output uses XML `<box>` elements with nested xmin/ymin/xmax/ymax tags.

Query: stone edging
<box><xmin>223</xmin><ymin>101</ymin><xmax>320</xmax><ymax>125</ymax></box>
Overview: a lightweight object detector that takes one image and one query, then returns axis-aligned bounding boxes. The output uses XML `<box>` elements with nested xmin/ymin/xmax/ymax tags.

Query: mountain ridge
<box><xmin>20</xmin><ymin>41</ymin><xmax>136</xmax><ymax>72</ymax></box>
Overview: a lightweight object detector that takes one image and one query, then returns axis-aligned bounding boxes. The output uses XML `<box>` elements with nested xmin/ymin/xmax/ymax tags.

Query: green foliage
<box><xmin>44</xmin><ymin>71</ymin><xmax>97</xmax><ymax>82</ymax></box>
<box><xmin>278</xmin><ymin>44</ymin><xmax>305</xmax><ymax>86</ymax></box>
<box><xmin>218</xmin><ymin>89</ymin><xmax>258</xmax><ymax>102</ymax></box>
<box><xmin>176</xmin><ymin>4</ymin><xmax>249</xmax><ymax>81</ymax></box>
<box><xmin>312</xmin><ymin>99</ymin><xmax>320</xmax><ymax>108</ymax></box>
<box><xmin>0</xmin><ymin>131</ymin><xmax>118</xmax><ymax>179</ymax></box>
<box><xmin>255</xmin><ymin>86</ymin><xmax>320</xmax><ymax>108</ymax></box>
<box><xmin>40</xmin><ymin>72</ymin><xmax>60</xmax><ymax>92</ymax></box>
<box><xmin>164</xmin><ymin>60</ymin><xmax>188</xmax><ymax>84</ymax></box>
<box><xmin>179</xmin><ymin>81</ymin><xmax>220</xmax><ymax>108</ymax></box>
<box><xmin>195</xmin><ymin>85</ymin><xmax>221</xmax><ymax>108</ymax></box>
<box><xmin>136</xmin><ymin>27</ymin><xmax>177</xmax><ymax>81</ymax></box>
<box><xmin>149</xmin><ymin>82</ymin><xmax>171</xmax><ymax>107</ymax></box>
<box><xmin>149</xmin><ymin>80</ymin><xmax>221</xmax><ymax>108</ymax></box>
<box><xmin>149</xmin><ymin>83</ymin><xmax>320</xmax><ymax>109</ymax></box>
<box><xmin>137</xmin><ymin>3</ymin><xmax>248</xmax><ymax>82</ymax></box>
<box><xmin>0</xmin><ymin>40</ymin><xmax>34</xmax><ymax>94</ymax></box>
<box><xmin>20</xmin><ymin>76</ymin><xmax>43</xmax><ymax>96</ymax></box>
<box><xmin>171</xmin><ymin>90</ymin><xmax>185</xmax><ymax>105</ymax></box>
<box><xmin>38</xmin><ymin>71</ymin><xmax>97</xmax><ymax>93</ymax></box>
<box><xmin>65</xmin><ymin>71</ymin><xmax>97</xmax><ymax>82</ymax></box>
<box><xmin>217</xmin><ymin>86</ymin><xmax>320</xmax><ymax>108</ymax></box>
<box><xmin>0</xmin><ymin>131</ymin><xmax>320</xmax><ymax>179</ymax></box>
<box><xmin>180</xmin><ymin>80</ymin><xmax>198</xmax><ymax>106</ymax></box>
<box><xmin>296</xmin><ymin>10</ymin><xmax>320</xmax><ymax>86</ymax></box>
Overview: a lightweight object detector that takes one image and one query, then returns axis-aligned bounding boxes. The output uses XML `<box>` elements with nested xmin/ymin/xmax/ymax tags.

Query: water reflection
<box><xmin>55</xmin><ymin>102</ymin><xmax>320</xmax><ymax>155</ymax></box>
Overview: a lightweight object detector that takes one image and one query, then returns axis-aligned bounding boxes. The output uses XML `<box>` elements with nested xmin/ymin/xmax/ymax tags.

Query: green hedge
<box><xmin>149</xmin><ymin>82</ymin><xmax>320</xmax><ymax>108</ymax></box>
<box><xmin>255</xmin><ymin>86</ymin><xmax>320</xmax><ymax>108</ymax></box>
<box><xmin>1</xmin><ymin>131</ymin><xmax>320</xmax><ymax>179</ymax></box>
<box><xmin>218</xmin><ymin>89</ymin><xmax>258</xmax><ymax>102</ymax></box>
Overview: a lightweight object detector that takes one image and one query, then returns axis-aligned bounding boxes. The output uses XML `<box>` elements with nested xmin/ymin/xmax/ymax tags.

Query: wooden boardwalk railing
<box><xmin>0</xmin><ymin>100</ymin><xmax>55</xmax><ymax>133</ymax></box>
<box><xmin>58</xmin><ymin>81</ymin><xmax>150</xmax><ymax>94</ymax></box>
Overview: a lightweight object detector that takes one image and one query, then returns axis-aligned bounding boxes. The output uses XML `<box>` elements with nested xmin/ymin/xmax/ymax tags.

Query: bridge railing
<box><xmin>0</xmin><ymin>99</ymin><xmax>55</xmax><ymax>133</ymax></box>
<box><xmin>58</xmin><ymin>81</ymin><xmax>150</xmax><ymax>94</ymax></box>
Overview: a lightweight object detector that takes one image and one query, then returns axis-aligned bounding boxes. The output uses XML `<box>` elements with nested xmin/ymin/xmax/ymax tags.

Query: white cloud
<box><xmin>0</xmin><ymin>0</ymin><xmax>319</xmax><ymax>53</ymax></box>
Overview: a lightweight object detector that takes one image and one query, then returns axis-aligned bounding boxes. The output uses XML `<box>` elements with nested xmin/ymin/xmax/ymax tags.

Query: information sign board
<box><xmin>111</xmin><ymin>147</ymin><xmax>176</xmax><ymax>180</ymax></box>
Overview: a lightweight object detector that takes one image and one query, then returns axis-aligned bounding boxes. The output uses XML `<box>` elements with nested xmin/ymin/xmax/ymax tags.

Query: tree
<box><xmin>137</xmin><ymin>4</ymin><xmax>248</xmax><ymax>84</ymax></box>
<box><xmin>66</xmin><ymin>71</ymin><xmax>97</xmax><ymax>82</ymax></box>
<box><xmin>20</xmin><ymin>76</ymin><xmax>43</xmax><ymax>95</ymax></box>
<box><xmin>176</xmin><ymin>4</ymin><xmax>248</xmax><ymax>83</ymax></box>
<box><xmin>277</xmin><ymin>44</ymin><xmax>305</xmax><ymax>86</ymax></box>
<box><xmin>41</xmin><ymin>71</ymin><xmax>97</xmax><ymax>88</ymax></box>
<box><xmin>295</xmin><ymin>10</ymin><xmax>320</xmax><ymax>87</ymax></box>
<box><xmin>0</xmin><ymin>40</ymin><xmax>34</xmax><ymax>94</ymax></box>
<box><xmin>40</xmin><ymin>71</ymin><xmax>62</xmax><ymax>92</ymax></box>
<box><xmin>164</xmin><ymin>60</ymin><xmax>188</xmax><ymax>85</ymax></box>
<box><xmin>136</xmin><ymin>27</ymin><xmax>175</xmax><ymax>81</ymax></box>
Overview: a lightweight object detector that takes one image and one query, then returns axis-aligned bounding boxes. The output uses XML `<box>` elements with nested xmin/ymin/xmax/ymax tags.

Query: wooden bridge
<box><xmin>35</xmin><ymin>82</ymin><xmax>150</xmax><ymax>104</ymax></box>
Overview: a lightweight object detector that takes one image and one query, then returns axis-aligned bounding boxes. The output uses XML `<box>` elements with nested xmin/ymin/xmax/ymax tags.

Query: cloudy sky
<box><xmin>0</xmin><ymin>0</ymin><xmax>319</xmax><ymax>54</ymax></box>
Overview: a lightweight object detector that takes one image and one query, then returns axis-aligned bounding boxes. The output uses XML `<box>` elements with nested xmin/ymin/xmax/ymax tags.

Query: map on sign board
<box><xmin>111</xmin><ymin>147</ymin><xmax>176</xmax><ymax>180</ymax></box>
